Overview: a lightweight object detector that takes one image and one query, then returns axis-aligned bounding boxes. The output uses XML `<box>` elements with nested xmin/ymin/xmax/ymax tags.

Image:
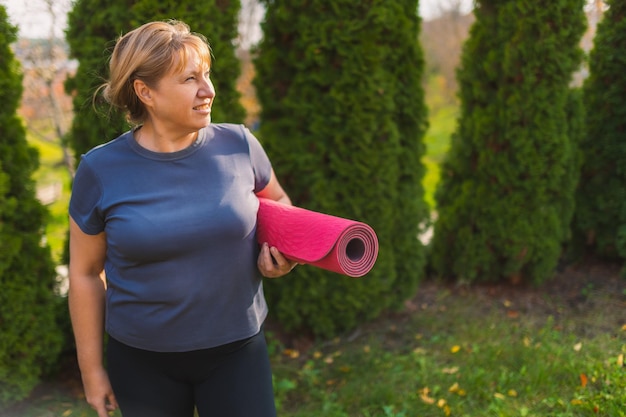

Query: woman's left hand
<box><xmin>257</xmin><ymin>242</ymin><xmax>298</xmax><ymax>278</ymax></box>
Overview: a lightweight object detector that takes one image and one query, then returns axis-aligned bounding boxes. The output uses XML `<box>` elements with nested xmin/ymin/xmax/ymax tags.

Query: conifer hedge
<box><xmin>254</xmin><ymin>0</ymin><xmax>429</xmax><ymax>337</ymax></box>
<box><xmin>65</xmin><ymin>0</ymin><xmax>244</xmax><ymax>160</ymax></box>
<box><xmin>574</xmin><ymin>0</ymin><xmax>626</xmax><ymax>262</ymax></box>
<box><xmin>430</xmin><ymin>0</ymin><xmax>586</xmax><ymax>283</ymax></box>
<box><xmin>65</xmin><ymin>0</ymin><xmax>132</xmax><ymax>160</ymax></box>
<box><xmin>0</xmin><ymin>6</ymin><xmax>62</xmax><ymax>406</ymax></box>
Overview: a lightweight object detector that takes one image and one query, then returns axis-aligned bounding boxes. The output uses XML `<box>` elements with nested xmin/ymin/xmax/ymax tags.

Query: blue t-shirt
<box><xmin>70</xmin><ymin>123</ymin><xmax>272</xmax><ymax>352</ymax></box>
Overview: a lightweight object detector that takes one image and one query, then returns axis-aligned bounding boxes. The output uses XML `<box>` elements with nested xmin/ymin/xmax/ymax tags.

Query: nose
<box><xmin>199</xmin><ymin>77</ymin><xmax>215</xmax><ymax>99</ymax></box>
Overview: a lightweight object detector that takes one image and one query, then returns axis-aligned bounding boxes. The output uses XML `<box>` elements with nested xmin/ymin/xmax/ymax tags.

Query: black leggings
<box><xmin>107</xmin><ymin>331</ymin><xmax>277</xmax><ymax>417</ymax></box>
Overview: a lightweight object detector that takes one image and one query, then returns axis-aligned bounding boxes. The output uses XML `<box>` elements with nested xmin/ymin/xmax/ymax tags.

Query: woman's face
<box><xmin>147</xmin><ymin>47</ymin><xmax>215</xmax><ymax>134</ymax></box>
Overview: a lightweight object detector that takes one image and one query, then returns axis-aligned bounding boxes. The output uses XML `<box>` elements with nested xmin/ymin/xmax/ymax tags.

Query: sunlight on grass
<box><xmin>421</xmin><ymin>77</ymin><xmax>458</xmax><ymax>209</ymax></box>
<box><xmin>28</xmin><ymin>129</ymin><xmax>72</xmax><ymax>263</ymax></box>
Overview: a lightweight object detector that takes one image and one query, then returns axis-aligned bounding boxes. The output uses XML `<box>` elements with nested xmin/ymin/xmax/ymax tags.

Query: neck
<box><xmin>134</xmin><ymin>124</ymin><xmax>199</xmax><ymax>153</ymax></box>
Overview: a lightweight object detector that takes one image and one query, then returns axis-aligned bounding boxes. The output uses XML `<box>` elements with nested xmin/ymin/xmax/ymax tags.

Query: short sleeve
<box><xmin>69</xmin><ymin>158</ymin><xmax>105</xmax><ymax>235</ymax></box>
<box><xmin>242</xmin><ymin>126</ymin><xmax>272</xmax><ymax>192</ymax></box>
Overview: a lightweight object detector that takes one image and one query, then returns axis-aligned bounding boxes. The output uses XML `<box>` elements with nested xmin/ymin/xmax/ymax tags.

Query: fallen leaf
<box><xmin>420</xmin><ymin>395</ymin><xmax>436</xmax><ymax>405</ymax></box>
<box><xmin>573</xmin><ymin>342</ymin><xmax>582</xmax><ymax>352</ymax></box>
<box><xmin>437</xmin><ymin>398</ymin><xmax>447</xmax><ymax>408</ymax></box>
<box><xmin>283</xmin><ymin>349</ymin><xmax>300</xmax><ymax>359</ymax></box>
<box><xmin>62</xmin><ymin>410</ymin><xmax>72</xmax><ymax>417</ymax></box>
<box><xmin>450</xmin><ymin>345</ymin><xmax>461</xmax><ymax>353</ymax></box>
<box><xmin>419</xmin><ymin>387</ymin><xmax>436</xmax><ymax>405</ymax></box>
<box><xmin>494</xmin><ymin>392</ymin><xmax>505</xmax><ymax>400</ymax></box>
<box><xmin>448</xmin><ymin>382</ymin><xmax>466</xmax><ymax>396</ymax></box>
<box><xmin>580</xmin><ymin>373</ymin><xmax>588</xmax><ymax>388</ymax></box>
<box><xmin>503</xmin><ymin>300</ymin><xmax>512</xmax><ymax>308</ymax></box>
<box><xmin>442</xmin><ymin>366</ymin><xmax>459</xmax><ymax>374</ymax></box>
<box><xmin>617</xmin><ymin>354</ymin><xmax>624</xmax><ymax>367</ymax></box>
<box><xmin>506</xmin><ymin>310</ymin><xmax>520</xmax><ymax>319</ymax></box>
<box><xmin>507</xmin><ymin>389</ymin><xmax>518</xmax><ymax>397</ymax></box>
<box><xmin>571</xmin><ymin>399</ymin><xmax>583</xmax><ymax>405</ymax></box>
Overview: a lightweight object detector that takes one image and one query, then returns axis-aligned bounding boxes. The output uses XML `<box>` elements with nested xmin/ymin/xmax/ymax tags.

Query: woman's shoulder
<box><xmin>209</xmin><ymin>123</ymin><xmax>246</xmax><ymax>136</ymax></box>
<box><xmin>83</xmin><ymin>130</ymin><xmax>134</xmax><ymax>161</ymax></box>
<box><xmin>207</xmin><ymin>123</ymin><xmax>256</xmax><ymax>147</ymax></box>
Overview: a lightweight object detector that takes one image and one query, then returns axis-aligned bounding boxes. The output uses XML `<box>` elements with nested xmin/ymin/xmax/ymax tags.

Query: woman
<box><xmin>68</xmin><ymin>20</ymin><xmax>295</xmax><ymax>417</ymax></box>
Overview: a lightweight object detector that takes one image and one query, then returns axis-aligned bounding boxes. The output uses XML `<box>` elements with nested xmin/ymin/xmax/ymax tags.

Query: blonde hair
<box><xmin>100</xmin><ymin>20</ymin><xmax>212</xmax><ymax>125</ymax></box>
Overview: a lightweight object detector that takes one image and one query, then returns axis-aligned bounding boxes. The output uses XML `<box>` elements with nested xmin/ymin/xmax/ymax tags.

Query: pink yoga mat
<box><xmin>256</xmin><ymin>198</ymin><xmax>379</xmax><ymax>277</ymax></box>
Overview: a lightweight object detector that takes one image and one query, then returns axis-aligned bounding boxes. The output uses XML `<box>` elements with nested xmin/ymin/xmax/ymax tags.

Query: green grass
<box><xmin>422</xmin><ymin>105</ymin><xmax>456</xmax><ymax>209</ymax></box>
<box><xmin>28</xmin><ymin>125</ymin><xmax>72</xmax><ymax>263</ymax></box>
<box><xmin>269</xmin><ymin>275</ymin><xmax>625</xmax><ymax>417</ymax></box>
<box><xmin>421</xmin><ymin>75</ymin><xmax>458</xmax><ymax>209</ymax></box>
<box><xmin>10</xmin><ymin>270</ymin><xmax>624</xmax><ymax>417</ymax></box>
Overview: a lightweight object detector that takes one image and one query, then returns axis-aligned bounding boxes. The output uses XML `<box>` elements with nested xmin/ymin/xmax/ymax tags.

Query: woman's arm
<box><xmin>68</xmin><ymin>217</ymin><xmax>118</xmax><ymax>417</ymax></box>
<box><xmin>255</xmin><ymin>169</ymin><xmax>296</xmax><ymax>277</ymax></box>
<box><xmin>255</xmin><ymin>169</ymin><xmax>291</xmax><ymax>205</ymax></box>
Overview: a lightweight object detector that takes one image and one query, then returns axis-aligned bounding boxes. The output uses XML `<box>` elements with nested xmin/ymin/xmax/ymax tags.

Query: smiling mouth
<box><xmin>193</xmin><ymin>104</ymin><xmax>211</xmax><ymax>111</ymax></box>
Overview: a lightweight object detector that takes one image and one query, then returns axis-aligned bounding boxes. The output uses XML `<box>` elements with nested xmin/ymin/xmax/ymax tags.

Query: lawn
<box><xmin>269</xmin><ymin>263</ymin><xmax>625</xmax><ymax>417</ymax></box>
<box><xmin>7</xmin><ymin>260</ymin><xmax>625</xmax><ymax>417</ymax></box>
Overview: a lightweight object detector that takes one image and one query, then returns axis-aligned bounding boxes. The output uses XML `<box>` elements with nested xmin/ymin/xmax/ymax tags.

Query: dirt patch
<box><xmin>268</xmin><ymin>258</ymin><xmax>625</xmax><ymax>352</ymax></box>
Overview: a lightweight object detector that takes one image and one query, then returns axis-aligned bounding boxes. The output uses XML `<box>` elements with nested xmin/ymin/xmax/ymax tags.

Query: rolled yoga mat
<box><xmin>256</xmin><ymin>198</ymin><xmax>379</xmax><ymax>277</ymax></box>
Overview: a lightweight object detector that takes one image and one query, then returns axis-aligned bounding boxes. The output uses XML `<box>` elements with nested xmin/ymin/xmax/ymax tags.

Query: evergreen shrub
<box><xmin>430</xmin><ymin>0</ymin><xmax>586</xmax><ymax>283</ymax></box>
<box><xmin>254</xmin><ymin>0</ymin><xmax>429</xmax><ymax>337</ymax></box>
<box><xmin>0</xmin><ymin>6</ymin><xmax>62</xmax><ymax>406</ymax></box>
<box><xmin>573</xmin><ymin>0</ymin><xmax>626</xmax><ymax>262</ymax></box>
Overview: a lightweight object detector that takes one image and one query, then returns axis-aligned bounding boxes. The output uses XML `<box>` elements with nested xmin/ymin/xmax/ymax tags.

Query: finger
<box><xmin>106</xmin><ymin>392</ymin><xmax>119</xmax><ymax>411</ymax></box>
<box><xmin>94</xmin><ymin>403</ymin><xmax>110</xmax><ymax>417</ymax></box>
<box><xmin>257</xmin><ymin>243</ymin><xmax>274</xmax><ymax>275</ymax></box>
<box><xmin>269</xmin><ymin>246</ymin><xmax>290</xmax><ymax>268</ymax></box>
<box><xmin>269</xmin><ymin>247</ymin><xmax>298</xmax><ymax>273</ymax></box>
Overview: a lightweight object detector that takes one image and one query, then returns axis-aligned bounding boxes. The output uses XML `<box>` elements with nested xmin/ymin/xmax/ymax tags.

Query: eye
<box><xmin>186</xmin><ymin>76</ymin><xmax>196</xmax><ymax>81</ymax></box>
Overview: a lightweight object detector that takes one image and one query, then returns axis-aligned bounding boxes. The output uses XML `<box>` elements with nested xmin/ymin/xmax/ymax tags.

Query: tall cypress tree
<box><xmin>64</xmin><ymin>0</ymin><xmax>134</xmax><ymax>161</ymax></box>
<box><xmin>430</xmin><ymin>0</ymin><xmax>586</xmax><ymax>283</ymax></box>
<box><xmin>574</xmin><ymin>0</ymin><xmax>626</xmax><ymax>262</ymax></box>
<box><xmin>0</xmin><ymin>6</ymin><xmax>62</xmax><ymax>405</ymax></box>
<box><xmin>65</xmin><ymin>0</ymin><xmax>244</xmax><ymax>162</ymax></box>
<box><xmin>254</xmin><ymin>0</ymin><xmax>429</xmax><ymax>337</ymax></box>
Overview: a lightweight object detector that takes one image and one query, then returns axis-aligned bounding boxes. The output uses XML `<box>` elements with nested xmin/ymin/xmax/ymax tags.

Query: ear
<box><xmin>133</xmin><ymin>79</ymin><xmax>153</xmax><ymax>104</ymax></box>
